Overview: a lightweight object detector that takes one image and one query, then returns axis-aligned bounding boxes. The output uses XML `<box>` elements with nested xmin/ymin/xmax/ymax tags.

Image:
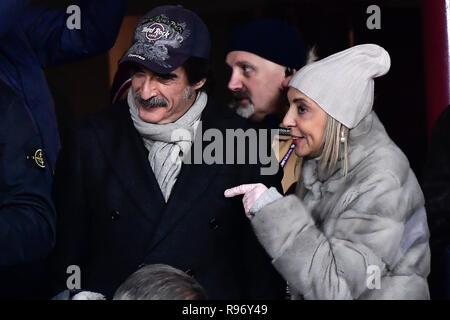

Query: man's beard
<box><xmin>229</xmin><ymin>87</ymin><xmax>289</xmax><ymax>121</ymax></box>
<box><xmin>230</xmin><ymin>91</ymin><xmax>255</xmax><ymax>119</ymax></box>
<box><xmin>235</xmin><ymin>103</ymin><xmax>255</xmax><ymax>119</ymax></box>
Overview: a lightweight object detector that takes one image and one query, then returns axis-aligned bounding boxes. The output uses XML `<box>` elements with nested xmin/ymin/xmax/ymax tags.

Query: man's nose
<box><xmin>282</xmin><ymin>107</ymin><xmax>296</xmax><ymax>128</ymax></box>
<box><xmin>139</xmin><ymin>78</ymin><xmax>159</xmax><ymax>100</ymax></box>
<box><xmin>227</xmin><ymin>71</ymin><xmax>243</xmax><ymax>92</ymax></box>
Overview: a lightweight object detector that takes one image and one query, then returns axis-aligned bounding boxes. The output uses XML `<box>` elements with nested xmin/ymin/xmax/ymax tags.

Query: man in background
<box><xmin>0</xmin><ymin>80</ymin><xmax>55</xmax><ymax>299</ymax></box>
<box><xmin>225</xmin><ymin>20</ymin><xmax>308</xmax><ymax>193</ymax></box>
<box><xmin>114</xmin><ymin>264</ymin><xmax>207</xmax><ymax>300</ymax></box>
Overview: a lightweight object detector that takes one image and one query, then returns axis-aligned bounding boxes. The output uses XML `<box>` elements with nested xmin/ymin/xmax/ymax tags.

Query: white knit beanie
<box><xmin>289</xmin><ymin>44</ymin><xmax>391</xmax><ymax>129</ymax></box>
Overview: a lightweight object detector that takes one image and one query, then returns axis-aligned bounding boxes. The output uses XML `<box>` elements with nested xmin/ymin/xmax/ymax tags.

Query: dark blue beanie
<box><xmin>226</xmin><ymin>19</ymin><xmax>307</xmax><ymax>70</ymax></box>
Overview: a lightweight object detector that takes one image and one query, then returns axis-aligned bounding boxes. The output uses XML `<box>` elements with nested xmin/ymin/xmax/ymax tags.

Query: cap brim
<box><xmin>119</xmin><ymin>43</ymin><xmax>191</xmax><ymax>75</ymax></box>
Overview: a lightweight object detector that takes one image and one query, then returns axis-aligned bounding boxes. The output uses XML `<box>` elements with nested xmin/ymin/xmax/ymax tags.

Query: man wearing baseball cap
<box><xmin>226</xmin><ymin>20</ymin><xmax>308</xmax><ymax>193</ymax></box>
<box><xmin>50</xmin><ymin>6</ymin><xmax>285</xmax><ymax>299</ymax></box>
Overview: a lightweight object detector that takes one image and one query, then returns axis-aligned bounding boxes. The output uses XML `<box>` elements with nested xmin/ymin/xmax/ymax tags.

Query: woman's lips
<box><xmin>291</xmin><ymin>136</ymin><xmax>304</xmax><ymax>145</ymax></box>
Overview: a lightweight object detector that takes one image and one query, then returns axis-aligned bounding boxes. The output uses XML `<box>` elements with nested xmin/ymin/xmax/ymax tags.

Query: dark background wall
<box><xmin>33</xmin><ymin>0</ymin><xmax>427</xmax><ymax>179</ymax></box>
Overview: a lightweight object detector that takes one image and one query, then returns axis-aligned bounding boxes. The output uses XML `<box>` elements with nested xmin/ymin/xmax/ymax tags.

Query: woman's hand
<box><xmin>224</xmin><ymin>183</ymin><xmax>268</xmax><ymax>219</ymax></box>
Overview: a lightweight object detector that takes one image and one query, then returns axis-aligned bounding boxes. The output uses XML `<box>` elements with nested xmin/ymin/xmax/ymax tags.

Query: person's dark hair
<box><xmin>126</xmin><ymin>57</ymin><xmax>213</xmax><ymax>93</ymax></box>
<box><xmin>113</xmin><ymin>264</ymin><xmax>207</xmax><ymax>300</ymax></box>
<box><xmin>182</xmin><ymin>56</ymin><xmax>213</xmax><ymax>93</ymax></box>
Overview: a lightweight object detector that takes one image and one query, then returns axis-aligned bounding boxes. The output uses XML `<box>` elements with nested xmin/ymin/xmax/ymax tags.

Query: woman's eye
<box><xmin>297</xmin><ymin>105</ymin><xmax>307</xmax><ymax>114</ymax></box>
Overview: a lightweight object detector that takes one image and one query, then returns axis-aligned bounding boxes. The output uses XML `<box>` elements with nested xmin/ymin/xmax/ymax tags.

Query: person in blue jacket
<box><xmin>0</xmin><ymin>0</ymin><xmax>126</xmax><ymax>172</ymax></box>
<box><xmin>0</xmin><ymin>0</ymin><xmax>126</xmax><ymax>298</ymax></box>
<box><xmin>0</xmin><ymin>80</ymin><xmax>56</xmax><ymax>298</ymax></box>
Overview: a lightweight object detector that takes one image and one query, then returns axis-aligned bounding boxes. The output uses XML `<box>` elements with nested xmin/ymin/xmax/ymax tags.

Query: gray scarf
<box><xmin>128</xmin><ymin>89</ymin><xmax>208</xmax><ymax>202</ymax></box>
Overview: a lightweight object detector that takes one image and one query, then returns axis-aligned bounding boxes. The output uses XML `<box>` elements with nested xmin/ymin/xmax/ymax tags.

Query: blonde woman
<box><xmin>225</xmin><ymin>44</ymin><xmax>430</xmax><ymax>300</ymax></box>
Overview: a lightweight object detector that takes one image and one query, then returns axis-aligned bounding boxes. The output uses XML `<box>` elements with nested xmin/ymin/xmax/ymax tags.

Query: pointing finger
<box><xmin>224</xmin><ymin>184</ymin><xmax>256</xmax><ymax>198</ymax></box>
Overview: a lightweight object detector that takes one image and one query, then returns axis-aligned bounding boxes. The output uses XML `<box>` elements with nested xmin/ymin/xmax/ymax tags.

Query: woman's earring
<box><xmin>340</xmin><ymin>129</ymin><xmax>346</xmax><ymax>143</ymax></box>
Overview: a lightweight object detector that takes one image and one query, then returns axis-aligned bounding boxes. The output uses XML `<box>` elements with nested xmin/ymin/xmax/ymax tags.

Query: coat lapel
<box><xmin>91</xmin><ymin>101</ymin><xmax>166</xmax><ymax>225</ymax></box>
<box><xmin>147</xmin><ymin>159</ymin><xmax>221</xmax><ymax>251</ymax></box>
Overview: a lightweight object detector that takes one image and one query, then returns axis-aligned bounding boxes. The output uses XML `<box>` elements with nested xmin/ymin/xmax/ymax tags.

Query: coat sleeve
<box><xmin>251</xmin><ymin>170</ymin><xmax>429</xmax><ymax>299</ymax></box>
<box><xmin>0</xmin><ymin>176</ymin><xmax>55</xmax><ymax>267</ymax></box>
<box><xmin>0</xmin><ymin>0</ymin><xmax>30</xmax><ymax>37</ymax></box>
<box><xmin>0</xmin><ymin>88</ymin><xmax>55</xmax><ymax>267</ymax></box>
<box><xmin>21</xmin><ymin>0</ymin><xmax>126</xmax><ymax>68</ymax></box>
<box><xmin>49</xmin><ymin>125</ymin><xmax>90</xmax><ymax>296</ymax></box>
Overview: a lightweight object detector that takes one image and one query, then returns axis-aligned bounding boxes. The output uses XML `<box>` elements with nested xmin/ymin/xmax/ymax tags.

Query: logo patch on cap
<box><xmin>143</xmin><ymin>23</ymin><xmax>171</xmax><ymax>41</ymax></box>
<box><xmin>127</xmin><ymin>14</ymin><xmax>190</xmax><ymax>69</ymax></box>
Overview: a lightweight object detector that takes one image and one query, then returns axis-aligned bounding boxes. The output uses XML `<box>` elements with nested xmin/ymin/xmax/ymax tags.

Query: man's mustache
<box><xmin>232</xmin><ymin>91</ymin><xmax>251</xmax><ymax>102</ymax></box>
<box><xmin>135</xmin><ymin>93</ymin><xmax>169</xmax><ymax>108</ymax></box>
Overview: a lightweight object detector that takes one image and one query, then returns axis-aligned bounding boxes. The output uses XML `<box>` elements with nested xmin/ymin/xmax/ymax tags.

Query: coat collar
<box><xmin>301</xmin><ymin>112</ymin><xmax>376</xmax><ymax>196</ymax></box>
